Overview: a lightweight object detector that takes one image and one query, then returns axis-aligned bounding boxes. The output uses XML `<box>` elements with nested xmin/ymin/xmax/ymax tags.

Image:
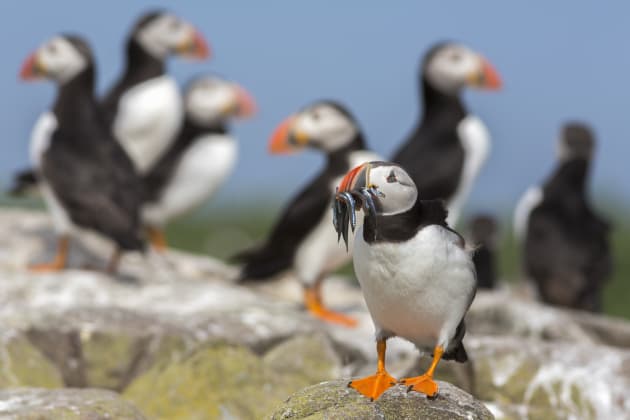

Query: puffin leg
<box><xmin>303</xmin><ymin>281</ymin><xmax>357</xmax><ymax>327</ymax></box>
<box><xmin>29</xmin><ymin>236</ymin><xmax>70</xmax><ymax>272</ymax></box>
<box><xmin>106</xmin><ymin>248</ymin><xmax>122</xmax><ymax>275</ymax></box>
<box><xmin>147</xmin><ymin>227</ymin><xmax>167</xmax><ymax>252</ymax></box>
<box><xmin>348</xmin><ymin>339</ymin><xmax>396</xmax><ymax>400</ymax></box>
<box><xmin>400</xmin><ymin>345</ymin><xmax>444</xmax><ymax>398</ymax></box>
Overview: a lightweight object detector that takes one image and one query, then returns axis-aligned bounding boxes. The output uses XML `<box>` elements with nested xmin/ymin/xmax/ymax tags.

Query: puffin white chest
<box><xmin>353</xmin><ymin>224</ymin><xmax>475</xmax><ymax>349</ymax></box>
<box><xmin>293</xmin><ymin>149</ymin><xmax>382</xmax><ymax>285</ymax></box>
<box><xmin>447</xmin><ymin>115</ymin><xmax>491</xmax><ymax>225</ymax></box>
<box><xmin>142</xmin><ymin>134</ymin><xmax>237</xmax><ymax>226</ymax></box>
<box><xmin>113</xmin><ymin>75</ymin><xmax>183</xmax><ymax>173</ymax></box>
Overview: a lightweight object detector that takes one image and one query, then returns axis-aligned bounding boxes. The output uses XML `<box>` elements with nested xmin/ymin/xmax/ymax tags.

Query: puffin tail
<box><xmin>443</xmin><ymin>319</ymin><xmax>469</xmax><ymax>363</ymax></box>
<box><xmin>231</xmin><ymin>244</ymin><xmax>292</xmax><ymax>283</ymax></box>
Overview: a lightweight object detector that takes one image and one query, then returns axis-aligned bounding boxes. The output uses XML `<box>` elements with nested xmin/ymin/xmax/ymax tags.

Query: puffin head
<box><xmin>333</xmin><ymin>162</ymin><xmax>417</xmax><ymax>248</ymax></box>
<box><xmin>268</xmin><ymin>101</ymin><xmax>361</xmax><ymax>155</ymax></box>
<box><xmin>184</xmin><ymin>75</ymin><xmax>256</xmax><ymax>126</ymax></box>
<box><xmin>20</xmin><ymin>35</ymin><xmax>93</xmax><ymax>84</ymax></box>
<box><xmin>132</xmin><ymin>10</ymin><xmax>210</xmax><ymax>60</ymax></box>
<box><xmin>557</xmin><ymin>122</ymin><xmax>595</xmax><ymax>161</ymax></box>
<box><xmin>422</xmin><ymin>42</ymin><xmax>502</xmax><ymax>94</ymax></box>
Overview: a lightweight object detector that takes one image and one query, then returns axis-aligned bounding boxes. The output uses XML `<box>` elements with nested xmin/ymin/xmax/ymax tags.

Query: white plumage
<box><xmin>447</xmin><ymin>114</ymin><xmax>491</xmax><ymax>226</ymax></box>
<box><xmin>353</xmin><ymin>224</ymin><xmax>476</xmax><ymax>352</ymax></box>
<box><xmin>142</xmin><ymin>134</ymin><xmax>237</xmax><ymax>226</ymax></box>
<box><xmin>513</xmin><ymin>186</ymin><xmax>544</xmax><ymax>241</ymax></box>
<box><xmin>113</xmin><ymin>75</ymin><xmax>183</xmax><ymax>174</ymax></box>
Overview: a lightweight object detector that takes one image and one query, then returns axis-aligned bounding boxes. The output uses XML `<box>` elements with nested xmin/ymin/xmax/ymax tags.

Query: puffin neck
<box><xmin>53</xmin><ymin>67</ymin><xmax>97</xmax><ymax>123</ymax></box>
<box><xmin>420</xmin><ymin>78</ymin><xmax>467</xmax><ymax>126</ymax></box>
<box><xmin>325</xmin><ymin>132</ymin><xmax>367</xmax><ymax>169</ymax></box>
<box><xmin>545</xmin><ymin>158</ymin><xmax>590</xmax><ymax>198</ymax></box>
<box><xmin>362</xmin><ymin>198</ymin><xmax>447</xmax><ymax>244</ymax></box>
<box><xmin>180</xmin><ymin>116</ymin><xmax>228</xmax><ymax>141</ymax></box>
<box><xmin>121</xmin><ymin>38</ymin><xmax>165</xmax><ymax>86</ymax></box>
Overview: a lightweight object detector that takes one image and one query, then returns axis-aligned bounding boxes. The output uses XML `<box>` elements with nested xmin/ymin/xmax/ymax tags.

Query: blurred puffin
<box><xmin>101</xmin><ymin>10</ymin><xmax>210</xmax><ymax>174</ymax></box>
<box><xmin>514</xmin><ymin>123</ymin><xmax>612</xmax><ymax>312</ymax></box>
<box><xmin>20</xmin><ymin>35</ymin><xmax>145</xmax><ymax>272</ymax></box>
<box><xmin>234</xmin><ymin>101</ymin><xmax>381</xmax><ymax>326</ymax></box>
<box><xmin>142</xmin><ymin>75</ymin><xmax>256</xmax><ymax>250</ymax></box>
<box><xmin>391</xmin><ymin>42</ymin><xmax>501</xmax><ymax>225</ymax></box>
<box><xmin>469</xmin><ymin>214</ymin><xmax>499</xmax><ymax>289</ymax></box>
<box><xmin>333</xmin><ymin>161</ymin><xmax>476</xmax><ymax>400</ymax></box>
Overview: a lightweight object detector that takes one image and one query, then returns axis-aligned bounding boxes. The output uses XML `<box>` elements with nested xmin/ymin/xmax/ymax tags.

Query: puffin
<box><xmin>101</xmin><ymin>10</ymin><xmax>210</xmax><ymax>174</ymax></box>
<box><xmin>469</xmin><ymin>214</ymin><xmax>499</xmax><ymax>289</ymax></box>
<box><xmin>142</xmin><ymin>75</ymin><xmax>256</xmax><ymax>250</ymax></box>
<box><xmin>333</xmin><ymin>161</ymin><xmax>476</xmax><ymax>400</ymax></box>
<box><xmin>391</xmin><ymin>42</ymin><xmax>502</xmax><ymax>226</ymax></box>
<box><xmin>8</xmin><ymin>169</ymin><xmax>39</xmax><ymax>197</ymax></box>
<box><xmin>234</xmin><ymin>101</ymin><xmax>381</xmax><ymax>326</ymax></box>
<box><xmin>513</xmin><ymin>123</ymin><xmax>612</xmax><ymax>312</ymax></box>
<box><xmin>20</xmin><ymin>34</ymin><xmax>145</xmax><ymax>272</ymax></box>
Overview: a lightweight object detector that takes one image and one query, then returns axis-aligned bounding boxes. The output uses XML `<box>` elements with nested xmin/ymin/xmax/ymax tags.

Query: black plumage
<box><xmin>524</xmin><ymin>124</ymin><xmax>612</xmax><ymax>312</ymax></box>
<box><xmin>469</xmin><ymin>214</ymin><xmax>498</xmax><ymax>289</ymax></box>
<box><xmin>234</xmin><ymin>130</ymin><xmax>366</xmax><ymax>281</ymax></box>
<box><xmin>42</xmin><ymin>37</ymin><xmax>145</xmax><ymax>251</ymax></box>
<box><xmin>8</xmin><ymin>169</ymin><xmax>38</xmax><ymax>196</ymax></box>
<box><xmin>391</xmin><ymin>45</ymin><xmax>467</xmax><ymax>203</ymax></box>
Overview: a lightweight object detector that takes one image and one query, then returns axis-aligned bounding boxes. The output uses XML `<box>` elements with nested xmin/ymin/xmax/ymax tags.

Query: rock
<box><xmin>0</xmin><ymin>388</ymin><xmax>146</xmax><ymax>419</ymax></box>
<box><xmin>124</xmin><ymin>336</ymin><xmax>344</xmax><ymax>419</ymax></box>
<box><xmin>0</xmin><ymin>331</ymin><xmax>63</xmax><ymax>388</ymax></box>
<box><xmin>269</xmin><ymin>379</ymin><xmax>494</xmax><ymax>420</ymax></box>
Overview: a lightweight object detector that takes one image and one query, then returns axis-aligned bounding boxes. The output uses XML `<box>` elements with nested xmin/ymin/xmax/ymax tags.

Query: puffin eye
<box><xmin>386</xmin><ymin>170</ymin><xmax>397</xmax><ymax>183</ymax></box>
<box><xmin>311</xmin><ymin>110</ymin><xmax>321</xmax><ymax>121</ymax></box>
<box><xmin>450</xmin><ymin>51</ymin><xmax>461</xmax><ymax>62</ymax></box>
<box><xmin>169</xmin><ymin>19</ymin><xmax>182</xmax><ymax>30</ymax></box>
<box><xmin>48</xmin><ymin>43</ymin><xmax>57</xmax><ymax>54</ymax></box>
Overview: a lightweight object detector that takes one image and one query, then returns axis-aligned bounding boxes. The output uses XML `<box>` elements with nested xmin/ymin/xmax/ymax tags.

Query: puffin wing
<box><xmin>233</xmin><ymin>173</ymin><xmax>332</xmax><ymax>280</ymax></box>
<box><xmin>42</xmin><ymin>132</ymin><xmax>144</xmax><ymax>250</ymax></box>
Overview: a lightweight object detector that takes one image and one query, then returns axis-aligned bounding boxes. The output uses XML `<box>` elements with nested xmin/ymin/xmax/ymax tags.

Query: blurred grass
<box><xmin>1</xmin><ymin>195</ymin><xmax>629</xmax><ymax>319</ymax></box>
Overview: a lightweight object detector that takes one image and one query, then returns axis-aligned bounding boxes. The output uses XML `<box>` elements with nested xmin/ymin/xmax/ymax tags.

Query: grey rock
<box><xmin>269</xmin><ymin>379</ymin><xmax>494</xmax><ymax>420</ymax></box>
<box><xmin>0</xmin><ymin>388</ymin><xmax>146</xmax><ymax>419</ymax></box>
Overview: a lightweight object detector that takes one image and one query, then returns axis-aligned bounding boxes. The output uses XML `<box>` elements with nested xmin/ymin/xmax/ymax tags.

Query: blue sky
<box><xmin>1</xmin><ymin>1</ymin><xmax>629</xmax><ymax>216</ymax></box>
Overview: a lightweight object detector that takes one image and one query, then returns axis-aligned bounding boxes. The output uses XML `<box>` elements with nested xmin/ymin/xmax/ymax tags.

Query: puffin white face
<box><xmin>424</xmin><ymin>43</ymin><xmax>501</xmax><ymax>94</ymax></box>
<box><xmin>268</xmin><ymin>102</ymin><xmax>359</xmax><ymax>154</ymax></box>
<box><xmin>185</xmin><ymin>76</ymin><xmax>256</xmax><ymax>125</ymax></box>
<box><xmin>20</xmin><ymin>36</ymin><xmax>88</xmax><ymax>84</ymax></box>
<box><xmin>556</xmin><ymin>122</ymin><xmax>595</xmax><ymax>161</ymax></box>
<box><xmin>135</xmin><ymin>13</ymin><xmax>210</xmax><ymax>59</ymax></box>
<box><xmin>338</xmin><ymin>162</ymin><xmax>418</xmax><ymax>216</ymax></box>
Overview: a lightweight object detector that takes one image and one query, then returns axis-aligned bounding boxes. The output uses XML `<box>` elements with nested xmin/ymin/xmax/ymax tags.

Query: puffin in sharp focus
<box><xmin>20</xmin><ymin>35</ymin><xmax>145</xmax><ymax>272</ymax></box>
<box><xmin>142</xmin><ymin>75</ymin><xmax>256</xmax><ymax>250</ymax></box>
<box><xmin>333</xmin><ymin>161</ymin><xmax>476</xmax><ymax>400</ymax></box>
<box><xmin>101</xmin><ymin>11</ymin><xmax>210</xmax><ymax>174</ymax></box>
<box><xmin>391</xmin><ymin>42</ymin><xmax>502</xmax><ymax>225</ymax></box>
<box><xmin>513</xmin><ymin>123</ymin><xmax>612</xmax><ymax>312</ymax></box>
<box><xmin>233</xmin><ymin>101</ymin><xmax>381</xmax><ymax>326</ymax></box>
<box><xmin>469</xmin><ymin>214</ymin><xmax>499</xmax><ymax>289</ymax></box>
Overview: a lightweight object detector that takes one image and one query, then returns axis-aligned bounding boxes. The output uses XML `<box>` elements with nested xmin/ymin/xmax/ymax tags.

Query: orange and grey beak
<box><xmin>467</xmin><ymin>56</ymin><xmax>502</xmax><ymax>90</ymax></box>
<box><xmin>338</xmin><ymin>162</ymin><xmax>370</xmax><ymax>194</ymax></box>
<box><xmin>19</xmin><ymin>52</ymin><xmax>45</xmax><ymax>80</ymax></box>
<box><xmin>178</xmin><ymin>29</ymin><xmax>211</xmax><ymax>59</ymax></box>
<box><xmin>268</xmin><ymin>115</ymin><xmax>309</xmax><ymax>154</ymax></box>
<box><xmin>233</xmin><ymin>85</ymin><xmax>256</xmax><ymax>118</ymax></box>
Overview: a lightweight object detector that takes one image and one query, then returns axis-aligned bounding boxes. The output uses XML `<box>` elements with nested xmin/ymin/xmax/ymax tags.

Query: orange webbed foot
<box><xmin>29</xmin><ymin>260</ymin><xmax>65</xmax><ymax>273</ymax></box>
<box><xmin>309</xmin><ymin>306</ymin><xmax>358</xmax><ymax>327</ymax></box>
<box><xmin>400</xmin><ymin>374</ymin><xmax>439</xmax><ymax>398</ymax></box>
<box><xmin>349</xmin><ymin>371</ymin><xmax>397</xmax><ymax>401</ymax></box>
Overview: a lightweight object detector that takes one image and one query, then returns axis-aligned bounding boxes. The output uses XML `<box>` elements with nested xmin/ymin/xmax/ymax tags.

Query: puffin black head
<box><xmin>131</xmin><ymin>10</ymin><xmax>210</xmax><ymax>60</ymax></box>
<box><xmin>469</xmin><ymin>214</ymin><xmax>499</xmax><ymax>248</ymax></box>
<box><xmin>268</xmin><ymin>101</ymin><xmax>363</xmax><ymax>154</ymax></box>
<box><xmin>20</xmin><ymin>34</ymin><xmax>93</xmax><ymax>85</ymax></box>
<box><xmin>557</xmin><ymin>122</ymin><xmax>595</xmax><ymax>161</ymax></box>
<box><xmin>333</xmin><ymin>162</ymin><xmax>417</xmax><ymax>247</ymax></box>
<box><xmin>422</xmin><ymin>42</ymin><xmax>502</xmax><ymax>95</ymax></box>
<box><xmin>184</xmin><ymin>75</ymin><xmax>256</xmax><ymax>126</ymax></box>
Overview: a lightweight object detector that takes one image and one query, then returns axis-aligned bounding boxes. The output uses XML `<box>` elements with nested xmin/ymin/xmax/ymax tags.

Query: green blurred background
<box><xmin>3</xmin><ymin>195</ymin><xmax>628</xmax><ymax>319</ymax></box>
